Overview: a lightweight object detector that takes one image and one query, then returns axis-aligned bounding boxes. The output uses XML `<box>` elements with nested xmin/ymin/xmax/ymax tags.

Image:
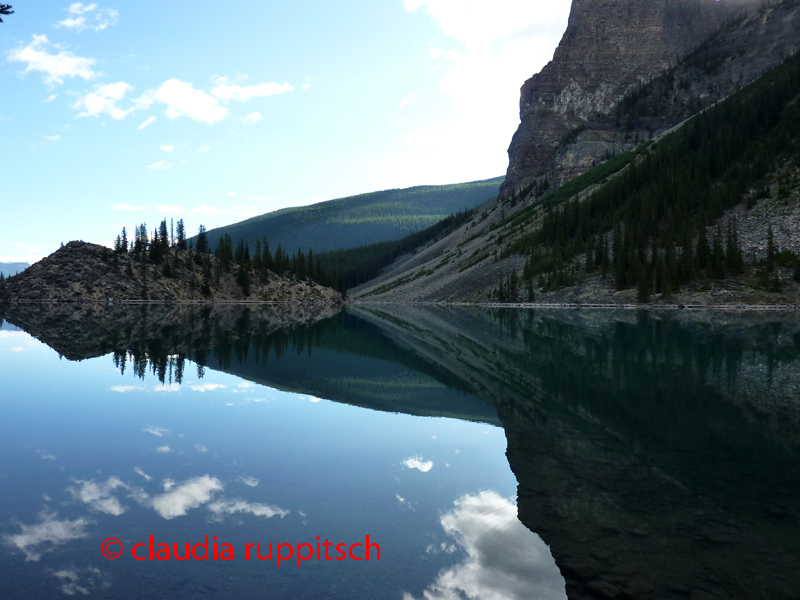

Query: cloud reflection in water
<box><xmin>150</xmin><ymin>475</ymin><xmax>223</xmax><ymax>519</ymax></box>
<box><xmin>70</xmin><ymin>476</ymin><xmax>129</xmax><ymax>516</ymax></box>
<box><xmin>3</xmin><ymin>511</ymin><xmax>90</xmax><ymax>561</ymax></box>
<box><xmin>404</xmin><ymin>491</ymin><xmax>566</xmax><ymax>600</ymax></box>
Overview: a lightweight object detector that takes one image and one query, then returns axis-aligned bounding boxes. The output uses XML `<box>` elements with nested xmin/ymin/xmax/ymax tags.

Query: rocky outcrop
<box><xmin>0</xmin><ymin>241</ymin><xmax>343</xmax><ymax>304</ymax></box>
<box><xmin>502</xmin><ymin>0</ymin><xmax>790</xmax><ymax>194</ymax></box>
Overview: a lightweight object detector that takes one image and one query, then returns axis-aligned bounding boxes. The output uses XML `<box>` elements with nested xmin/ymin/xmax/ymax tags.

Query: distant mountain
<box><xmin>196</xmin><ymin>177</ymin><xmax>503</xmax><ymax>255</ymax></box>
<box><xmin>0</xmin><ymin>262</ymin><xmax>29</xmax><ymax>277</ymax></box>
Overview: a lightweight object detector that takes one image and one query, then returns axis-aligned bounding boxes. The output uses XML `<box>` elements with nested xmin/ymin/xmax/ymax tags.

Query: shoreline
<box><xmin>2</xmin><ymin>298</ymin><xmax>799</xmax><ymax>311</ymax></box>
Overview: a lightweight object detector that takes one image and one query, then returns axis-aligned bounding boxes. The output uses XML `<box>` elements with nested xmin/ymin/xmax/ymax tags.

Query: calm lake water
<box><xmin>1</xmin><ymin>304</ymin><xmax>799</xmax><ymax>599</ymax></box>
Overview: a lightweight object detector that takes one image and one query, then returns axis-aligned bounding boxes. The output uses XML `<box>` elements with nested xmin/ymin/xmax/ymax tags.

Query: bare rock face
<box><xmin>502</xmin><ymin>0</ymin><xmax>752</xmax><ymax>194</ymax></box>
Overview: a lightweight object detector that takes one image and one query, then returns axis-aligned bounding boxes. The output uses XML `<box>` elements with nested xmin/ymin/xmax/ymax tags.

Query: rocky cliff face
<box><xmin>0</xmin><ymin>241</ymin><xmax>343</xmax><ymax>304</ymax></box>
<box><xmin>503</xmin><ymin>0</ymin><xmax>765</xmax><ymax>194</ymax></box>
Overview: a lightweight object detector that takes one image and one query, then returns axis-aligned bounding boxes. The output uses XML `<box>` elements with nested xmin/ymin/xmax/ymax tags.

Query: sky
<box><xmin>0</xmin><ymin>0</ymin><xmax>571</xmax><ymax>263</ymax></box>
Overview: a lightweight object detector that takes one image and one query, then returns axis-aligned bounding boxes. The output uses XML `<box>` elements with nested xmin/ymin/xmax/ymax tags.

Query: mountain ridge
<box><xmin>195</xmin><ymin>176</ymin><xmax>503</xmax><ymax>256</ymax></box>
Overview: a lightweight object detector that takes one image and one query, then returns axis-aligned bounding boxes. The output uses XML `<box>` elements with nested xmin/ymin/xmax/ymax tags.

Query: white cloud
<box><xmin>52</xmin><ymin>567</ymin><xmax>110</xmax><ymax>597</ymax></box>
<box><xmin>70</xmin><ymin>476</ymin><xmax>128</xmax><ymax>516</ymax></box>
<box><xmin>154</xmin><ymin>383</ymin><xmax>181</xmax><ymax>392</ymax></box>
<box><xmin>239</xmin><ymin>476</ymin><xmax>259</xmax><ymax>487</ymax></box>
<box><xmin>211</xmin><ymin>77</ymin><xmax>293</xmax><ymax>101</ymax></box>
<box><xmin>403</xmin><ymin>491</ymin><xmax>565</xmax><ymax>600</ymax></box>
<box><xmin>43</xmin><ymin>134</ymin><xmax>61</xmax><ymax>141</ymax></box>
<box><xmin>399</xmin><ymin>92</ymin><xmax>418</xmax><ymax>109</ymax></box>
<box><xmin>243</xmin><ymin>112</ymin><xmax>263</xmax><ymax>124</ymax></box>
<box><xmin>145</xmin><ymin>160</ymin><xmax>171</xmax><ymax>170</ymax></box>
<box><xmin>155</xmin><ymin>204</ymin><xmax>183</xmax><ymax>214</ymax></box>
<box><xmin>151</xmin><ymin>475</ymin><xmax>223</xmax><ymax>519</ymax></box>
<box><xmin>198</xmin><ymin>145</ymin><xmax>211</xmax><ymax>153</ymax></box>
<box><xmin>73</xmin><ymin>81</ymin><xmax>138</xmax><ymax>119</ymax></box>
<box><xmin>207</xmin><ymin>498</ymin><xmax>289</xmax><ymax>519</ymax></box>
<box><xmin>138</xmin><ymin>116</ymin><xmax>156</xmax><ymax>130</ymax></box>
<box><xmin>55</xmin><ymin>3</ymin><xmax>119</xmax><ymax>32</ymax></box>
<box><xmin>3</xmin><ymin>511</ymin><xmax>90</xmax><ymax>561</ymax></box>
<box><xmin>191</xmin><ymin>206</ymin><xmax>229</xmax><ymax>217</ymax></box>
<box><xmin>13</xmin><ymin>242</ymin><xmax>25</xmax><ymax>247</ymax></box>
<box><xmin>156</xmin><ymin>445</ymin><xmax>171</xmax><ymax>453</ymax></box>
<box><xmin>190</xmin><ymin>382</ymin><xmax>228</xmax><ymax>392</ymax></box>
<box><xmin>112</xmin><ymin>204</ymin><xmax>146</xmax><ymax>211</ymax></box>
<box><xmin>195</xmin><ymin>444</ymin><xmax>208</xmax><ymax>453</ymax></box>
<box><xmin>142</xmin><ymin>427</ymin><xmax>168</xmax><ymax>437</ymax></box>
<box><xmin>159</xmin><ymin>145</ymin><xmax>175</xmax><ymax>152</ymax></box>
<box><xmin>387</xmin><ymin>0</ymin><xmax>570</xmax><ymax>184</ymax></box>
<box><xmin>46</xmin><ymin>94</ymin><xmax>58</xmax><ymax>102</ymax></box>
<box><xmin>402</xmin><ymin>456</ymin><xmax>433</xmax><ymax>472</ymax></box>
<box><xmin>109</xmin><ymin>384</ymin><xmax>143</xmax><ymax>392</ymax></box>
<box><xmin>154</xmin><ymin>79</ymin><xmax>227</xmax><ymax>123</ymax></box>
<box><xmin>8</xmin><ymin>35</ymin><xmax>99</xmax><ymax>87</ymax></box>
<box><xmin>134</xmin><ymin>467</ymin><xmax>152</xmax><ymax>481</ymax></box>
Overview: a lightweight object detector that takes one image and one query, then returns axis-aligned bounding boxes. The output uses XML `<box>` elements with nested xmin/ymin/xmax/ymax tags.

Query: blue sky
<box><xmin>1</xmin><ymin>0</ymin><xmax>570</xmax><ymax>263</ymax></box>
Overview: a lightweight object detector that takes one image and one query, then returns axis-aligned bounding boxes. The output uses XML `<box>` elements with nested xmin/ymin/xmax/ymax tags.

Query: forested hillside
<box><xmin>354</xmin><ymin>47</ymin><xmax>800</xmax><ymax>304</ymax></box>
<box><xmin>195</xmin><ymin>177</ymin><xmax>502</xmax><ymax>256</ymax></box>
<box><xmin>499</xmin><ymin>47</ymin><xmax>800</xmax><ymax>300</ymax></box>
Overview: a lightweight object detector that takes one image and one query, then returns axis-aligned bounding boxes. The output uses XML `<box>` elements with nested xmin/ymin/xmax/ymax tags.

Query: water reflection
<box><xmin>5</xmin><ymin>511</ymin><xmax>90</xmax><ymax>562</ymax></box>
<box><xmin>405</xmin><ymin>491</ymin><xmax>565</xmax><ymax>600</ymax></box>
<box><xmin>3</xmin><ymin>303</ymin><xmax>800</xmax><ymax>598</ymax></box>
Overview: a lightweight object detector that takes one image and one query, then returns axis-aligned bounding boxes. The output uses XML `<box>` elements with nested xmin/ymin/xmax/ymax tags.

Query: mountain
<box><xmin>0</xmin><ymin>262</ymin><xmax>29</xmax><ymax>277</ymax></box>
<box><xmin>503</xmin><ymin>0</ymin><xmax>776</xmax><ymax>194</ymax></box>
<box><xmin>0</xmin><ymin>241</ymin><xmax>342</xmax><ymax>303</ymax></box>
<box><xmin>196</xmin><ymin>177</ymin><xmax>503</xmax><ymax>255</ymax></box>
<box><xmin>351</xmin><ymin>0</ymin><xmax>800</xmax><ymax>304</ymax></box>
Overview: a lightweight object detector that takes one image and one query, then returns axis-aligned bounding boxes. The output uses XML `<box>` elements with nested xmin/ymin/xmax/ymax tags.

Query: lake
<box><xmin>1</xmin><ymin>303</ymin><xmax>799</xmax><ymax>599</ymax></box>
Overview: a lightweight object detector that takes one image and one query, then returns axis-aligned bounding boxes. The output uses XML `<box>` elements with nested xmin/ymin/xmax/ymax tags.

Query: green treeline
<box><xmin>503</xmin><ymin>49</ymin><xmax>800</xmax><ymax>298</ymax></box>
<box><xmin>316</xmin><ymin>208</ymin><xmax>476</xmax><ymax>289</ymax></box>
<box><xmin>114</xmin><ymin>218</ymin><xmax>339</xmax><ymax>296</ymax></box>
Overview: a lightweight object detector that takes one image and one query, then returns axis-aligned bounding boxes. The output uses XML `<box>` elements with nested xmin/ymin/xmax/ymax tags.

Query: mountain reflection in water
<box><xmin>2</xmin><ymin>302</ymin><xmax>800</xmax><ymax>599</ymax></box>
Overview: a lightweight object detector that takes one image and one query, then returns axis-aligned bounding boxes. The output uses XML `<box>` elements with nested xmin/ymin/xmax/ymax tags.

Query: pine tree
<box><xmin>159</xmin><ymin>219</ymin><xmax>169</xmax><ymax>253</ymax></box>
<box><xmin>711</xmin><ymin>224</ymin><xmax>725</xmax><ymax>280</ymax></box>
<box><xmin>696</xmin><ymin>224</ymin><xmax>711</xmax><ymax>272</ymax></box>
<box><xmin>0</xmin><ymin>4</ymin><xmax>14</xmax><ymax>23</ymax></box>
<box><xmin>766</xmin><ymin>223</ymin><xmax>776</xmax><ymax>271</ymax></box>
<box><xmin>196</xmin><ymin>225</ymin><xmax>209</xmax><ymax>254</ymax></box>
<box><xmin>509</xmin><ymin>271</ymin><xmax>519</xmax><ymax>302</ymax></box>
<box><xmin>253</xmin><ymin>239</ymin><xmax>262</xmax><ymax>272</ymax></box>
<box><xmin>176</xmin><ymin>219</ymin><xmax>187</xmax><ymax>250</ymax></box>
<box><xmin>262</xmin><ymin>238</ymin><xmax>273</xmax><ymax>272</ymax></box>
